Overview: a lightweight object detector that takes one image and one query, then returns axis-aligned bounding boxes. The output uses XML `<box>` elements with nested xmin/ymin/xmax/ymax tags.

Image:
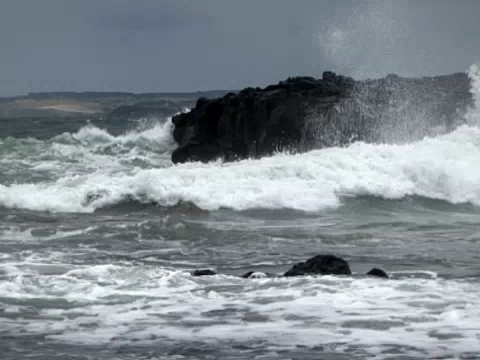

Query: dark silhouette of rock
<box><xmin>241</xmin><ymin>271</ymin><xmax>255</xmax><ymax>278</ymax></box>
<box><xmin>366</xmin><ymin>268</ymin><xmax>389</xmax><ymax>279</ymax></box>
<box><xmin>171</xmin><ymin>71</ymin><xmax>472</xmax><ymax>164</ymax></box>
<box><xmin>284</xmin><ymin>254</ymin><xmax>352</xmax><ymax>277</ymax></box>
<box><xmin>191</xmin><ymin>269</ymin><xmax>217</xmax><ymax>277</ymax></box>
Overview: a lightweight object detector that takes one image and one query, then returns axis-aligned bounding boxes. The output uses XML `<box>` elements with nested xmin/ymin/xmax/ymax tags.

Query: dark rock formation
<box><xmin>284</xmin><ymin>254</ymin><xmax>352</xmax><ymax>277</ymax></box>
<box><xmin>171</xmin><ymin>71</ymin><xmax>472</xmax><ymax>163</ymax></box>
<box><xmin>366</xmin><ymin>268</ymin><xmax>389</xmax><ymax>279</ymax></box>
<box><xmin>191</xmin><ymin>269</ymin><xmax>217</xmax><ymax>277</ymax></box>
<box><xmin>190</xmin><ymin>258</ymin><xmax>390</xmax><ymax>279</ymax></box>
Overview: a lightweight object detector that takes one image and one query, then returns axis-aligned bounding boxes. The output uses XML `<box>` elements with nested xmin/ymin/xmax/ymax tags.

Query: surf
<box><xmin>1</xmin><ymin>123</ymin><xmax>480</xmax><ymax>213</ymax></box>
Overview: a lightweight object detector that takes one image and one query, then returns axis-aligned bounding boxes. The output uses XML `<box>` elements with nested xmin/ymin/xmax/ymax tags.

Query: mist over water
<box><xmin>315</xmin><ymin>0</ymin><xmax>478</xmax><ymax>80</ymax></box>
<box><xmin>467</xmin><ymin>64</ymin><xmax>480</xmax><ymax>123</ymax></box>
<box><xmin>317</xmin><ymin>1</ymin><xmax>410</xmax><ymax>79</ymax></box>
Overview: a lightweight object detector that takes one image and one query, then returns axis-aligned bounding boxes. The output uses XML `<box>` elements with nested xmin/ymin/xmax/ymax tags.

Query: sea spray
<box><xmin>467</xmin><ymin>63</ymin><xmax>480</xmax><ymax>124</ymax></box>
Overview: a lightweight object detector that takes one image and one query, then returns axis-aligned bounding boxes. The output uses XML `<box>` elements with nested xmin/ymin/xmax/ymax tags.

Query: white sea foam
<box><xmin>2</xmin><ymin>75</ymin><xmax>480</xmax><ymax>213</ymax></box>
<box><xmin>0</xmin><ymin>226</ymin><xmax>96</xmax><ymax>243</ymax></box>
<box><xmin>0</xmin><ymin>116</ymin><xmax>177</xmax><ymax>185</ymax></box>
<box><xmin>0</xmin><ymin>264</ymin><xmax>478</xmax><ymax>358</ymax></box>
<box><xmin>54</xmin><ymin>119</ymin><xmax>175</xmax><ymax>150</ymax></box>
<box><xmin>1</xmin><ymin>124</ymin><xmax>480</xmax><ymax>213</ymax></box>
<box><xmin>49</xmin><ymin>119</ymin><xmax>176</xmax><ymax>169</ymax></box>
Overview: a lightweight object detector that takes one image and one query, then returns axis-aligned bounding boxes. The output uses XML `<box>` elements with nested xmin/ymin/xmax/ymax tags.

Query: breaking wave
<box><xmin>1</xmin><ymin>124</ymin><xmax>480</xmax><ymax>213</ymax></box>
<box><xmin>0</xmin><ymin>117</ymin><xmax>176</xmax><ymax>184</ymax></box>
<box><xmin>1</xmin><ymin>68</ymin><xmax>479</xmax><ymax>214</ymax></box>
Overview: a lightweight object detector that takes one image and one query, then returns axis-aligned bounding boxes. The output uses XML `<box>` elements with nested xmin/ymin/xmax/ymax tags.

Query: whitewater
<box><xmin>0</xmin><ymin>66</ymin><xmax>480</xmax><ymax>360</ymax></box>
<box><xmin>2</xmin><ymin>120</ymin><xmax>480</xmax><ymax>214</ymax></box>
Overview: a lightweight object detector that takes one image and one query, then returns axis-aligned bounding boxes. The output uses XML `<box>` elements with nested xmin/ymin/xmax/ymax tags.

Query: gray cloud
<box><xmin>0</xmin><ymin>0</ymin><xmax>479</xmax><ymax>96</ymax></box>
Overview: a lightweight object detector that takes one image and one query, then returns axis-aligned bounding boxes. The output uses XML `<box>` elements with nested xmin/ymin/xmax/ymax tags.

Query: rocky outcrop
<box><xmin>171</xmin><ymin>71</ymin><xmax>472</xmax><ymax>163</ymax></box>
<box><xmin>191</xmin><ymin>269</ymin><xmax>217</xmax><ymax>277</ymax></box>
<box><xmin>366</xmin><ymin>268</ymin><xmax>389</xmax><ymax>279</ymax></box>
<box><xmin>284</xmin><ymin>254</ymin><xmax>352</xmax><ymax>277</ymax></box>
<box><xmin>190</xmin><ymin>254</ymin><xmax>389</xmax><ymax>279</ymax></box>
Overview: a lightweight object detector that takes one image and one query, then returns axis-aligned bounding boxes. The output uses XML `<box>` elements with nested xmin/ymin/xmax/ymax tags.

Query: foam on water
<box><xmin>0</xmin><ymin>263</ymin><xmax>478</xmax><ymax>358</ymax></box>
<box><xmin>1</xmin><ymin>124</ymin><xmax>480</xmax><ymax>213</ymax></box>
<box><xmin>0</xmin><ymin>116</ymin><xmax>176</xmax><ymax>184</ymax></box>
<box><xmin>2</xmin><ymin>69</ymin><xmax>480</xmax><ymax>214</ymax></box>
<box><xmin>0</xmin><ymin>226</ymin><xmax>97</xmax><ymax>243</ymax></box>
<box><xmin>53</xmin><ymin>118</ymin><xmax>175</xmax><ymax>150</ymax></box>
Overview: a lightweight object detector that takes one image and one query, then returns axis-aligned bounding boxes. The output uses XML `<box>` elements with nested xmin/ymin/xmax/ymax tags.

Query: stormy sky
<box><xmin>1</xmin><ymin>0</ymin><xmax>479</xmax><ymax>96</ymax></box>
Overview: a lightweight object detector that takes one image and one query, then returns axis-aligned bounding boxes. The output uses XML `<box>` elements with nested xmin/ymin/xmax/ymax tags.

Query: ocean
<box><xmin>1</xmin><ymin>69</ymin><xmax>480</xmax><ymax>359</ymax></box>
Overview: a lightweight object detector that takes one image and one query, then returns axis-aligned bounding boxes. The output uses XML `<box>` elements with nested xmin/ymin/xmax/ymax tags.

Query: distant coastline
<box><xmin>0</xmin><ymin>90</ymin><xmax>234</xmax><ymax>118</ymax></box>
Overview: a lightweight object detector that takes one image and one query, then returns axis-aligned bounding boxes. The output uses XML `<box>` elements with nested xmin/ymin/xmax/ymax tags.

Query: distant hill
<box><xmin>24</xmin><ymin>90</ymin><xmax>234</xmax><ymax>100</ymax></box>
<box><xmin>0</xmin><ymin>90</ymin><xmax>236</xmax><ymax>118</ymax></box>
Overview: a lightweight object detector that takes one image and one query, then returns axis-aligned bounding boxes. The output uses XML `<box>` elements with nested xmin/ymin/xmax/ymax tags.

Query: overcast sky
<box><xmin>1</xmin><ymin>0</ymin><xmax>479</xmax><ymax>96</ymax></box>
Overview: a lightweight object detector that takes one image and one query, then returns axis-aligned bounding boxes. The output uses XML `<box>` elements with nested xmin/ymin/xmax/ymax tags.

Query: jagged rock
<box><xmin>191</xmin><ymin>269</ymin><xmax>217</xmax><ymax>277</ymax></box>
<box><xmin>171</xmin><ymin>71</ymin><xmax>471</xmax><ymax>164</ymax></box>
<box><xmin>366</xmin><ymin>268</ymin><xmax>389</xmax><ymax>279</ymax></box>
<box><xmin>284</xmin><ymin>254</ymin><xmax>352</xmax><ymax>277</ymax></box>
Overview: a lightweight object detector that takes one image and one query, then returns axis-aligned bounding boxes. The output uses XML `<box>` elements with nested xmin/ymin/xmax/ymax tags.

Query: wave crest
<box><xmin>1</xmin><ymin>125</ymin><xmax>480</xmax><ymax>213</ymax></box>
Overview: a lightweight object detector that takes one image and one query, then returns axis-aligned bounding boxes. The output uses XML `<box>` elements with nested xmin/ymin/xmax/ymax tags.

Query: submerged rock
<box><xmin>366</xmin><ymin>268</ymin><xmax>389</xmax><ymax>279</ymax></box>
<box><xmin>284</xmin><ymin>254</ymin><xmax>352</xmax><ymax>277</ymax></box>
<box><xmin>241</xmin><ymin>271</ymin><xmax>276</xmax><ymax>279</ymax></box>
<box><xmin>191</xmin><ymin>269</ymin><xmax>217</xmax><ymax>277</ymax></box>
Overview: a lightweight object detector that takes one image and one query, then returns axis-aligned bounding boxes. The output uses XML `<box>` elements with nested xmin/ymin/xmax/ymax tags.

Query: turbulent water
<box><xmin>1</xmin><ymin>69</ymin><xmax>480</xmax><ymax>360</ymax></box>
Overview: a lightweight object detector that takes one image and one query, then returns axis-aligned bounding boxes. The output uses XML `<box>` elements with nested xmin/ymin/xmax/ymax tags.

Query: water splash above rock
<box><xmin>171</xmin><ymin>71</ymin><xmax>472</xmax><ymax>164</ymax></box>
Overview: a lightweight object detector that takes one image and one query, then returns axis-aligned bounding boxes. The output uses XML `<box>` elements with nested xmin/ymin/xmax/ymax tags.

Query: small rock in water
<box><xmin>241</xmin><ymin>271</ymin><xmax>276</xmax><ymax>279</ymax></box>
<box><xmin>284</xmin><ymin>254</ymin><xmax>352</xmax><ymax>277</ymax></box>
<box><xmin>191</xmin><ymin>269</ymin><xmax>217</xmax><ymax>277</ymax></box>
<box><xmin>241</xmin><ymin>271</ymin><xmax>256</xmax><ymax>278</ymax></box>
<box><xmin>366</xmin><ymin>268</ymin><xmax>389</xmax><ymax>279</ymax></box>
